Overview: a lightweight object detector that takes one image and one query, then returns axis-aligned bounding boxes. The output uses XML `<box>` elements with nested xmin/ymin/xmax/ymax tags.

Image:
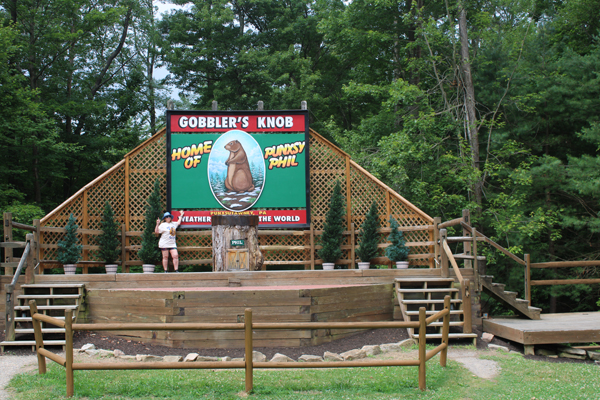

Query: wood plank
<box><xmin>530</xmin><ymin>260</ymin><xmax>600</xmax><ymax>269</ymax></box>
<box><xmin>183</xmin><ymin>306</ymin><xmax>306</xmax><ymax>317</ymax></box>
<box><xmin>531</xmin><ymin>278</ymin><xmax>600</xmax><ymax>286</ymax></box>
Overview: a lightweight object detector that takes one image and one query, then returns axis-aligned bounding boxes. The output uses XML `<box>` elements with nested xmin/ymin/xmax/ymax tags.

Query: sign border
<box><xmin>166</xmin><ymin>109</ymin><xmax>311</xmax><ymax>229</ymax></box>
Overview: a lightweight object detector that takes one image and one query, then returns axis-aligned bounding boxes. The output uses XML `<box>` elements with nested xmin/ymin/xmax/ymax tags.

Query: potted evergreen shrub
<box><xmin>57</xmin><ymin>214</ymin><xmax>83</xmax><ymax>275</ymax></box>
<box><xmin>98</xmin><ymin>201</ymin><xmax>120</xmax><ymax>274</ymax></box>
<box><xmin>356</xmin><ymin>202</ymin><xmax>380</xmax><ymax>269</ymax></box>
<box><xmin>318</xmin><ymin>181</ymin><xmax>345</xmax><ymax>270</ymax></box>
<box><xmin>137</xmin><ymin>179</ymin><xmax>162</xmax><ymax>273</ymax></box>
<box><xmin>386</xmin><ymin>216</ymin><xmax>410</xmax><ymax>268</ymax></box>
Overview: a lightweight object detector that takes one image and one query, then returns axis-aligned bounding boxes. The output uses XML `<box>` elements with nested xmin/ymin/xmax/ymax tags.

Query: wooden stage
<box><xmin>2</xmin><ymin>269</ymin><xmax>472</xmax><ymax>349</ymax></box>
<box><xmin>483</xmin><ymin>312</ymin><xmax>600</xmax><ymax>351</ymax></box>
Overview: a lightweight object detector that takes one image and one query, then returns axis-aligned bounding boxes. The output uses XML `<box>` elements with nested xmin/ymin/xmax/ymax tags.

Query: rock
<box><xmin>323</xmin><ymin>351</ymin><xmax>343</xmax><ymax>362</ymax></box>
<box><xmin>380</xmin><ymin>343</ymin><xmax>402</xmax><ymax>353</ymax></box>
<box><xmin>221</xmin><ymin>356</ymin><xmax>231</xmax><ymax>362</ymax></box>
<box><xmin>113</xmin><ymin>349</ymin><xmax>125</xmax><ymax>357</ymax></box>
<box><xmin>557</xmin><ymin>346</ymin><xmax>587</xmax><ymax>357</ymax></box>
<box><xmin>136</xmin><ymin>355</ymin><xmax>163</xmax><ymax>362</ymax></box>
<box><xmin>481</xmin><ymin>333</ymin><xmax>494</xmax><ymax>343</ymax></box>
<box><xmin>340</xmin><ymin>349</ymin><xmax>366</xmax><ymax>361</ymax></box>
<box><xmin>548</xmin><ymin>355</ymin><xmax>558</xmax><ymax>359</ymax></box>
<box><xmin>298</xmin><ymin>355</ymin><xmax>323</xmax><ymax>362</ymax></box>
<box><xmin>183</xmin><ymin>353</ymin><xmax>199</xmax><ymax>362</ymax></box>
<box><xmin>270</xmin><ymin>353</ymin><xmax>294</xmax><ymax>363</ymax></box>
<box><xmin>397</xmin><ymin>339</ymin><xmax>417</xmax><ymax>348</ymax></box>
<box><xmin>196</xmin><ymin>356</ymin><xmax>219</xmax><ymax>362</ymax></box>
<box><xmin>85</xmin><ymin>349</ymin><xmax>99</xmax><ymax>356</ymax></box>
<box><xmin>587</xmin><ymin>351</ymin><xmax>600</xmax><ymax>361</ymax></box>
<box><xmin>488</xmin><ymin>344</ymin><xmax>509</xmax><ymax>352</ymax></box>
<box><xmin>163</xmin><ymin>356</ymin><xmax>183</xmax><ymax>363</ymax></box>
<box><xmin>81</xmin><ymin>343</ymin><xmax>95</xmax><ymax>351</ymax></box>
<box><xmin>535</xmin><ymin>348</ymin><xmax>557</xmax><ymax>357</ymax></box>
<box><xmin>232</xmin><ymin>358</ymin><xmax>245</xmax><ymax>362</ymax></box>
<box><xmin>558</xmin><ymin>351</ymin><xmax>586</xmax><ymax>360</ymax></box>
<box><xmin>252</xmin><ymin>351</ymin><xmax>267</xmax><ymax>362</ymax></box>
<box><xmin>362</xmin><ymin>345</ymin><xmax>381</xmax><ymax>356</ymax></box>
<box><xmin>98</xmin><ymin>349</ymin><xmax>115</xmax><ymax>358</ymax></box>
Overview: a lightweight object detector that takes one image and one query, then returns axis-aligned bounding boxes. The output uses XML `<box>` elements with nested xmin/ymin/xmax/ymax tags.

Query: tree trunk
<box><xmin>458</xmin><ymin>5</ymin><xmax>483</xmax><ymax>217</ymax></box>
<box><xmin>212</xmin><ymin>215</ymin><xmax>263</xmax><ymax>272</ymax></box>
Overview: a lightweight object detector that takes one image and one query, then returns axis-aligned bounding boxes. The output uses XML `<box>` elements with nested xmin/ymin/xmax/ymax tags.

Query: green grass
<box><xmin>7</xmin><ymin>353</ymin><xmax>600</xmax><ymax>399</ymax></box>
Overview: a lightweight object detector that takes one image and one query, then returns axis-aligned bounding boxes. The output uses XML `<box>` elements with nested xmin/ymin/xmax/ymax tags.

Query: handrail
<box><xmin>460</xmin><ymin>222</ymin><xmax>525</xmax><ymax>266</ymax></box>
<box><xmin>441</xmin><ymin>239</ymin><xmax>464</xmax><ymax>284</ymax></box>
<box><xmin>31</xmin><ymin>296</ymin><xmax>452</xmax><ymax>397</ymax></box>
<box><xmin>10</xmin><ymin>241</ymin><xmax>30</xmax><ymax>287</ymax></box>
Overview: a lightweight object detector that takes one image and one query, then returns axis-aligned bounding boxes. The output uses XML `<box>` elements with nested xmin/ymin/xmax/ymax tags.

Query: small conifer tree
<box><xmin>138</xmin><ymin>179</ymin><xmax>162</xmax><ymax>265</ymax></box>
<box><xmin>318</xmin><ymin>181</ymin><xmax>345</xmax><ymax>264</ymax></box>
<box><xmin>98</xmin><ymin>201</ymin><xmax>120</xmax><ymax>264</ymax></box>
<box><xmin>385</xmin><ymin>216</ymin><xmax>409</xmax><ymax>262</ymax></box>
<box><xmin>356</xmin><ymin>202</ymin><xmax>380</xmax><ymax>263</ymax></box>
<box><xmin>57</xmin><ymin>214</ymin><xmax>82</xmax><ymax>265</ymax></box>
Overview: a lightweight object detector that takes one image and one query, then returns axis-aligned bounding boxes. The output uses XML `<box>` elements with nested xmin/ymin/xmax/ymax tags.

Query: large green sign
<box><xmin>167</xmin><ymin>110</ymin><xmax>310</xmax><ymax>228</ymax></box>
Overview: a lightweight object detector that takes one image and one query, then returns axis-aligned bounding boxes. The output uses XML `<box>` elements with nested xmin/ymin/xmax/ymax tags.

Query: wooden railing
<box><xmin>30</xmin><ymin>296</ymin><xmax>452</xmax><ymax>397</ymax></box>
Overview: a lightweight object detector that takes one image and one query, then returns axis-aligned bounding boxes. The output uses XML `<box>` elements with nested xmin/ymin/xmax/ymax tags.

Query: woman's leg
<box><xmin>161</xmin><ymin>249</ymin><xmax>170</xmax><ymax>272</ymax></box>
<box><xmin>170</xmin><ymin>248</ymin><xmax>179</xmax><ymax>272</ymax></box>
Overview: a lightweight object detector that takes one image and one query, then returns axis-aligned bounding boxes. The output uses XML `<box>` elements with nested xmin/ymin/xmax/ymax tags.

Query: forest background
<box><xmin>1</xmin><ymin>0</ymin><xmax>599</xmax><ymax>314</ymax></box>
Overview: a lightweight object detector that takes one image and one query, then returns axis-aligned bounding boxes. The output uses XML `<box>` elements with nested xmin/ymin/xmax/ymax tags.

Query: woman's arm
<box><xmin>175</xmin><ymin>211</ymin><xmax>185</xmax><ymax>227</ymax></box>
<box><xmin>154</xmin><ymin>219</ymin><xmax>161</xmax><ymax>234</ymax></box>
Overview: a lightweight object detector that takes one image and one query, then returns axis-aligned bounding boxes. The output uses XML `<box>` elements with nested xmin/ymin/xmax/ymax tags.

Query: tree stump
<box><xmin>212</xmin><ymin>215</ymin><xmax>264</xmax><ymax>272</ymax></box>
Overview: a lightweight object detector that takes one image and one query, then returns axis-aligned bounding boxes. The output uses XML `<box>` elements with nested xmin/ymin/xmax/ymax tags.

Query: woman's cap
<box><xmin>163</xmin><ymin>212</ymin><xmax>173</xmax><ymax>219</ymax></box>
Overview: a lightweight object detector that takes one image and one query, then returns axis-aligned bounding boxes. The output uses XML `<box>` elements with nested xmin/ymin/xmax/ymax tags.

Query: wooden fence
<box><xmin>30</xmin><ymin>297</ymin><xmax>452</xmax><ymax>396</ymax></box>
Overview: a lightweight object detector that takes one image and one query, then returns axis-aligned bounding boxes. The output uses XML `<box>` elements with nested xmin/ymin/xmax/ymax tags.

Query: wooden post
<box><xmin>244</xmin><ymin>308</ymin><xmax>253</xmax><ymax>393</ymax></box>
<box><xmin>461</xmin><ymin>278</ymin><xmax>472</xmax><ymax>334</ymax></box>
<box><xmin>82</xmin><ymin>191</ymin><xmax>89</xmax><ymax>264</ymax></box>
<box><xmin>212</xmin><ymin>100</ymin><xmax>218</xmax><ymax>111</ymax></box>
<box><xmin>439</xmin><ymin>229</ymin><xmax>448</xmax><ymax>278</ymax></box>
<box><xmin>345</xmin><ymin>156</ymin><xmax>352</xmax><ymax>230</ymax></box>
<box><xmin>5</xmin><ymin>285</ymin><xmax>15</xmax><ymax>341</ymax></box>
<box><xmin>29</xmin><ymin>300</ymin><xmax>47</xmax><ymax>375</ymax></box>
<box><xmin>34</xmin><ymin>219</ymin><xmax>41</xmax><ymax>270</ymax></box>
<box><xmin>212</xmin><ymin>215</ymin><xmax>263</xmax><ymax>272</ymax></box>
<box><xmin>440</xmin><ymin>296</ymin><xmax>450</xmax><ymax>367</ymax></box>
<box><xmin>310</xmin><ymin>223</ymin><xmax>315</xmax><ymax>270</ymax></box>
<box><xmin>4</xmin><ymin>212</ymin><xmax>14</xmax><ymax>276</ymax></box>
<box><xmin>525</xmin><ymin>254</ymin><xmax>531</xmax><ymax>305</ymax></box>
<box><xmin>121</xmin><ymin>224</ymin><xmax>127</xmax><ymax>273</ymax></box>
<box><xmin>25</xmin><ymin>234</ymin><xmax>34</xmax><ymax>284</ymax></box>
<box><xmin>433</xmin><ymin>217</ymin><xmax>441</xmax><ymax>270</ymax></box>
<box><xmin>65</xmin><ymin>309</ymin><xmax>74</xmax><ymax>397</ymax></box>
<box><xmin>124</xmin><ymin>156</ymin><xmax>130</xmax><ymax>272</ymax></box>
<box><xmin>418</xmin><ymin>307</ymin><xmax>426</xmax><ymax>391</ymax></box>
<box><xmin>462</xmin><ymin>209</ymin><xmax>472</xmax><ymax>269</ymax></box>
<box><xmin>472</xmin><ymin>228</ymin><xmax>479</xmax><ymax>291</ymax></box>
<box><xmin>350</xmin><ymin>223</ymin><xmax>355</xmax><ymax>269</ymax></box>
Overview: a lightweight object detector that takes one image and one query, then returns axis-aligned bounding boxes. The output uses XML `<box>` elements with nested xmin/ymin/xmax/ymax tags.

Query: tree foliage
<box><xmin>97</xmin><ymin>202</ymin><xmax>121</xmax><ymax>264</ymax></box>
<box><xmin>356</xmin><ymin>202</ymin><xmax>380</xmax><ymax>263</ymax></box>
<box><xmin>318</xmin><ymin>181</ymin><xmax>345</xmax><ymax>264</ymax></box>
<box><xmin>138</xmin><ymin>179</ymin><xmax>162</xmax><ymax>265</ymax></box>
<box><xmin>57</xmin><ymin>214</ymin><xmax>82</xmax><ymax>265</ymax></box>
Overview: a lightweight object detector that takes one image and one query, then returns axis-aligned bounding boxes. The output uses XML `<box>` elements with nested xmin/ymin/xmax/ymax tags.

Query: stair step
<box><xmin>529</xmin><ymin>307</ymin><xmax>542</xmax><ymax>311</ymax></box>
<box><xmin>14</xmin><ymin>305</ymin><xmax>78</xmax><ymax>311</ymax></box>
<box><xmin>515</xmin><ymin>299</ymin><xmax>530</xmax><ymax>304</ymax></box>
<box><xmin>395</xmin><ymin>278</ymin><xmax>455</xmax><ymax>283</ymax></box>
<box><xmin>429</xmin><ymin>321</ymin><xmax>464</xmax><ymax>327</ymax></box>
<box><xmin>21</xmin><ymin>284</ymin><xmax>85</xmax><ymax>289</ymax></box>
<box><xmin>15</xmin><ymin>316</ymin><xmax>73</xmax><ymax>322</ymax></box>
<box><xmin>17</xmin><ymin>294</ymin><xmax>81</xmax><ymax>300</ymax></box>
<box><xmin>15</xmin><ymin>328</ymin><xmax>66</xmax><ymax>334</ymax></box>
<box><xmin>406</xmin><ymin>310</ymin><xmax>464</xmax><ymax>316</ymax></box>
<box><xmin>401</xmin><ymin>299</ymin><xmax>462</xmax><ymax>304</ymax></box>
<box><xmin>412</xmin><ymin>333</ymin><xmax>478</xmax><ymax>339</ymax></box>
<box><xmin>398</xmin><ymin>288</ymin><xmax>459</xmax><ymax>293</ymax></box>
<box><xmin>1</xmin><ymin>340</ymin><xmax>66</xmax><ymax>347</ymax></box>
<box><xmin>503</xmin><ymin>291</ymin><xmax>518</xmax><ymax>296</ymax></box>
<box><xmin>452</xmin><ymin>254</ymin><xmax>486</xmax><ymax>260</ymax></box>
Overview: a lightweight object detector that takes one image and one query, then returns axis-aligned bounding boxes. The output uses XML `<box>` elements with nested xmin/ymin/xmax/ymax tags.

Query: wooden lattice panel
<box><xmin>40</xmin><ymin>126</ymin><xmax>435</xmax><ymax>269</ymax></box>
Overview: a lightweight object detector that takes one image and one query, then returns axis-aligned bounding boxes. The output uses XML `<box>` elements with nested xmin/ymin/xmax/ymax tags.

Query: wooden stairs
<box><xmin>395</xmin><ymin>277</ymin><xmax>477</xmax><ymax>341</ymax></box>
<box><xmin>1</xmin><ymin>283</ymin><xmax>85</xmax><ymax>352</ymax></box>
<box><xmin>480</xmin><ymin>275</ymin><xmax>541</xmax><ymax>320</ymax></box>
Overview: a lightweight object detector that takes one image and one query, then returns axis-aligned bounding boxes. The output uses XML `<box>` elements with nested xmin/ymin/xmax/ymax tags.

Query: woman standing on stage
<box><xmin>155</xmin><ymin>211</ymin><xmax>185</xmax><ymax>272</ymax></box>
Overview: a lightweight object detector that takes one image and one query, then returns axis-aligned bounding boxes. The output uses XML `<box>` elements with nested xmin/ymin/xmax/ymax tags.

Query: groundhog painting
<box><xmin>224</xmin><ymin>140</ymin><xmax>255</xmax><ymax>192</ymax></box>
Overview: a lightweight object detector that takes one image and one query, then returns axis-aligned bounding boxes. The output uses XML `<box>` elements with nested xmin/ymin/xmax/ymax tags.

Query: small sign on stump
<box><xmin>212</xmin><ymin>215</ymin><xmax>264</xmax><ymax>271</ymax></box>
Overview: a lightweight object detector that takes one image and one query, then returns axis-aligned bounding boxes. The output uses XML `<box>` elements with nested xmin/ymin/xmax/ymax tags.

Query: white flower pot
<box><xmin>105</xmin><ymin>264</ymin><xmax>118</xmax><ymax>274</ymax></box>
<box><xmin>358</xmin><ymin>262</ymin><xmax>370</xmax><ymax>270</ymax></box>
<box><xmin>322</xmin><ymin>263</ymin><xmax>335</xmax><ymax>270</ymax></box>
<box><xmin>142</xmin><ymin>264</ymin><xmax>155</xmax><ymax>274</ymax></box>
<box><xmin>63</xmin><ymin>264</ymin><xmax>78</xmax><ymax>275</ymax></box>
<box><xmin>395</xmin><ymin>261</ymin><xmax>409</xmax><ymax>269</ymax></box>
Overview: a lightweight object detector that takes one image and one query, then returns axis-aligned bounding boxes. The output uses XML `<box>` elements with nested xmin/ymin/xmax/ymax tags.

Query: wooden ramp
<box><xmin>483</xmin><ymin>312</ymin><xmax>600</xmax><ymax>353</ymax></box>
